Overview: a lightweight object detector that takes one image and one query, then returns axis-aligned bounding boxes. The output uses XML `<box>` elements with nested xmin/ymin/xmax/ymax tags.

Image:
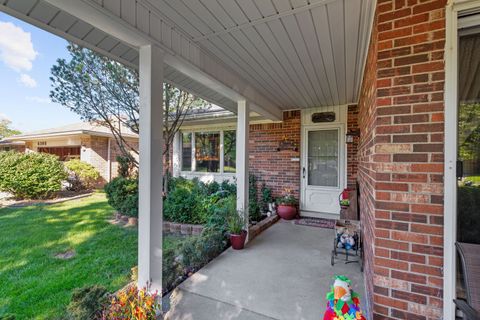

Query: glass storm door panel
<box><xmin>457</xmin><ymin>32</ymin><xmax>480</xmax><ymax>245</ymax></box>
<box><xmin>307</xmin><ymin>129</ymin><xmax>339</xmax><ymax>187</ymax></box>
<box><xmin>301</xmin><ymin>126</ymin><xmax>344</xmax><ymax>215</ymax></box>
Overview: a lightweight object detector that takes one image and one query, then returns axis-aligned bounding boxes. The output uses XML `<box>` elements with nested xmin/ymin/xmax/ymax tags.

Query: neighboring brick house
<box><xmin>5</xmin><ymin>122</ymin><xmax>139</xmax><ymax>183</ymax></box>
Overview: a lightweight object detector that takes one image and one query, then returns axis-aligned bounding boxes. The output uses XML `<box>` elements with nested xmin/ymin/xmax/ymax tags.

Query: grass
<box><xmin>463</xmin><ymin>175</ymin><xmax>480</xmax><ymax>185</ymax></box>
<box><xmin>0</xmin><ymin>192</ymin><xmax>137</xmax><ymax>319</ymax></box>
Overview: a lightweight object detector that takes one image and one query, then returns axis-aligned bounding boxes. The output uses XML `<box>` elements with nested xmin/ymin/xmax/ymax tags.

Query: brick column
<box><xmin>358</xmin><ymin>1</ymin><xmax>446</xmax><ymax>319</ymax></box>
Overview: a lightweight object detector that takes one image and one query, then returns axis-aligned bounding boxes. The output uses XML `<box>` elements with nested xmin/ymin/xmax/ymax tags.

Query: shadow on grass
<box><xmin>0</xmin><ymin>193</ymin><xmax>138</xmax><ymax>320</ymax></box>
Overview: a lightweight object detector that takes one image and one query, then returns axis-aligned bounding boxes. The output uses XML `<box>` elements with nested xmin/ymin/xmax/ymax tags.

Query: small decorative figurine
<box><xmin>323</xmin><ymin>276</ymin><xmax>366</xmax><ymax>320</ymax></box>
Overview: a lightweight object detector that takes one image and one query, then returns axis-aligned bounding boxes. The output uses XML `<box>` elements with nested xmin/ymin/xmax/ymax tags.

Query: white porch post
<box><xmin>236</xmin><ymin>100</ymin><xmax>249</xmax><ymax>226</ymax></box>
<box><xmin>172</xmin><ymin>131</ymin><xmax>181</xmax><ymax>177</ymax></box>
<box><xmin>138</xmin><ymin>44</ymin><xmax>164</xmax><ymax>292</ymax></box>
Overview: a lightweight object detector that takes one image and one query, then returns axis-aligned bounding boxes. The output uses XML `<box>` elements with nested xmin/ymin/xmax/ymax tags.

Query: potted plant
<box><xmin>227</xmin><ymin>211</ymin><xmax>247</xmax><ymax>250</ymax></box>
<box><xmin>340</xmin><ymin>199</ymin><xmax>350</xmax><ymax>210</ymax></box>
<box><xmin>276</xmin><ymin>191</ymin><xmax>298</xmax><ymax>220</ymax></box>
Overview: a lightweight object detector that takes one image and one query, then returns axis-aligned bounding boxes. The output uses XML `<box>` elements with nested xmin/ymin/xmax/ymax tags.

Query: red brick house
<box><xmin>4</xmin><ymin>122</ymin><xmax>139</xmax><ymax>183</ymax></box>
<box><xmin>2</xmin><ymin>0</ymin><xmax>480</xmax><ymax>319</ymax></box>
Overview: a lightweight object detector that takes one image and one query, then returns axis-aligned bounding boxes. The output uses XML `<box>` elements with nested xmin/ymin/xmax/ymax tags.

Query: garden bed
<box><xmin>163</xmin><ymin>221</ymin><xmax>204</xmax><ymax>236</ymax></box>
<box><xmin>248</xmin><ymin>215</ymin><xmax>280</xmax><ymax>241</ymax></box>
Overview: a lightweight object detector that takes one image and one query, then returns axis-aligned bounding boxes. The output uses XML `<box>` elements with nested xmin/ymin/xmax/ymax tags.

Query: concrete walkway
<box><xmin>165</xmin><ymin>220</ymin><xmax>366</xmax><ymax>320</ymax></box>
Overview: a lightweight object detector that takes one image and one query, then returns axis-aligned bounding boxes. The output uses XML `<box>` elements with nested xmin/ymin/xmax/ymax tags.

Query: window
<box><xmin>195</xmin><ymin>132</ymin><xmax>220</xmax><ymax>172</ymax></box>
<box><xmin>223</xmin><ymin>130</ymin><xmax>236</xmax><ymax>173</ymax></box>
<box><xmin>180</xmin><ymin>130</ymin><xmax>236</xmax><ymax>173</ymax></box>
<box><xmin>181</xmin><ymin>132</ymin><xmax>192</xmax><ymax>171</ymax></box>
<box><xmin>37</xmin><ymin>147</ymin><xmax>81</xmax><ymax>161</ymax></box>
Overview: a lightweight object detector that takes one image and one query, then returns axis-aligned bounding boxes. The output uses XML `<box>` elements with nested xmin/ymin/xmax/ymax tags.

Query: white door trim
<box><xmin>444</xmin><ymin>2</ymin><xmax>480</xmax><ymax>319</ymax></box>
<box><xmin>300</xmin><ymin>122</ymin><xmax>346</xmax><ymax>216</ymax></box>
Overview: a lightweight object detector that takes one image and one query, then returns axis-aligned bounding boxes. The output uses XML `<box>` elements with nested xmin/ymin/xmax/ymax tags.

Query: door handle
<box><xmin>457</xmin><ymin>160</ymin><xmax>463</xmax><ymax>180</ymax></box>
<box><xmin>302</xmin><ymin>167</ymin><xmax>306</xmax><ymax>179</ymax></box>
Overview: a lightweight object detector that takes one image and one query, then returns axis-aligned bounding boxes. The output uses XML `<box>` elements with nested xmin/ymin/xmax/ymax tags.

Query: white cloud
<box><xmin>19</xmin><ymin>73</ymin><xmax>37</xmax><ymax>88</ymax></box>
<box><xmin>26</xmin><ymin>96</ymin><xmax>51</xmax><ymax>103</ymax></box>
<box><xmin>0</xmin><ymin>21</ymin><xmax>37</xmax><ymax>72</ymax></box>
<box><xmin>0</xmin><ymin>113</ymin><xmax>11</xmax><ymax>121</ymax></box>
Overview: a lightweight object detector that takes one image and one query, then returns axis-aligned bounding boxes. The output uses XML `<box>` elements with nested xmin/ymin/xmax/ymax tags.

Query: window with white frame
<box><xmin>181</xmin><ymin>130</ymin><xmax>236</xmax><ymax>173</ymax></box>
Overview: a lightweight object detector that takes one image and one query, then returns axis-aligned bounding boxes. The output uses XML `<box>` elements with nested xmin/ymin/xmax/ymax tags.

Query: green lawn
<box><xmin>0</xmin><ymin>193</ymin><xmax>137</xmax><ymax>319</ymax></box>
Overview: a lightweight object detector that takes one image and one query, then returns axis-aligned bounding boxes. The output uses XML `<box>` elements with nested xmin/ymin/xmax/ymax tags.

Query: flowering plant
<box><xmin>276</xmin><ymin>189</ymin><xmax>298</xmax><ymax>206</ymax></box>
<box><xmin>102</xmin><ymin>285</ymin><xmax>160</xmax><ymax>320</ymax></box>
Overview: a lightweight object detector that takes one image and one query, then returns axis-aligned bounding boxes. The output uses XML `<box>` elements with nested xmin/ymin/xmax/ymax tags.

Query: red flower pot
<box><xmin>230</xmin><ymin>230</ymin><xmax>247</xmax><ymax>250</ymax></box>
<box><xmin>277</xmin><ymin>205</ymin><xmax>297</xmax><ymax>220</ymax></box>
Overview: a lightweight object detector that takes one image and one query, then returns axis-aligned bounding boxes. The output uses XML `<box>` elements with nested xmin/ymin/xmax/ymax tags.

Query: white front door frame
<box><xmin>301</xmin><ymin>124</ymin><xmax>346</xmax><ymax>216</ymax></box>
<box><xmin>300</xmin><ymin>106</ymin><xmax>347</xmax><ymax>217</ymax></box>
<box><xmin>444</xmin><ymin>1</ymin><xmax>480</xmax><ymax>319</ymax></box>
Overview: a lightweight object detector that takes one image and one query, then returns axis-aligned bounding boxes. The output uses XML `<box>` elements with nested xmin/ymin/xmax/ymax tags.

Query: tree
<box><xmin>50</xmin><ymin>44</ymin><xmax>209</xmax><ymax>172</ymax></box>
<box><xmin>0</xmin><ymin>119</ymin><xmax>21</xmax><ymax>139</ymax></box>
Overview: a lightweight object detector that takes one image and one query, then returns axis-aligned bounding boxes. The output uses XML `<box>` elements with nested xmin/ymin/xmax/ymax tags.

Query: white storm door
<box><xmin>301</xmin><ymin>126</ymin><xmax>345</xmax><ymax>214</ymax></box>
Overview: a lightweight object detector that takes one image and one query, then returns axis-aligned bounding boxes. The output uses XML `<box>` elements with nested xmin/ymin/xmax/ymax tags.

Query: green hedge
<box><xmin>104</xmin><ymin>177</ymin><xmax>138</xmax><ymax>217</ymax></box>
<box><xmin>164</xmin><ymin>177</ymin><xmax>236</xmax><ymax>224</ymax></box>
<box><xmin>65</xmin><ymin>159</ymin><xmax>100</xmax><ymax>190</ymax></box>
<box><xmin>0</xmin><ymin>151</ymin><xmax>67</xmax><ymax>199</ymax></box>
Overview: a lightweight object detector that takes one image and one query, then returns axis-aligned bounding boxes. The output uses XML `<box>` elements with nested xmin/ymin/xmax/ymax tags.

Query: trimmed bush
<box><xmin>164</xmin><ymin>177</ymin><xmax>237</xmax><ymax>224</ymax></box>
<box><xmin>180</xmin><ymin>227</ymin><xmax>228</xmax><ymax>270</ymax></box>
<box><xmin>104</xmin><ymin>177</ymin><xmax>138</xmax><ymax>217</ymax></box>
<box><xmin>0</xmin><ymin>151</ymin><xmax>67</xmax><ymax>199</ymax></box>
<box><xmin>67</xmin><ymin>285</ymin><xmax>108</xmax><ymax>320</ymax></box>
<box><xmin>64</xmin><ymin>159</ymin><xmax>100</xmax><ymax>190</ymax></box>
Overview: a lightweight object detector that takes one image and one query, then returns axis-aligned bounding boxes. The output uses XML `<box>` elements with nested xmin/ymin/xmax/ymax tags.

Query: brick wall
<box><xmin>249</xmin><ymin>111</ymin><xmax>301</xmax><ymax>200</ymax></box>
<box><xmin>248</xmin><ymin>109</ymin><xmax>359</xmax><ymax>203</ymax></box>
<box><xmin>357</xmin><ymin>0</ymin><xmax>446</xmax><ymax>319</ymax></box>
<box><xmin>347</xmin><ymin>104</ymin><xmax>360</xmax><ymax>188</ymax></box>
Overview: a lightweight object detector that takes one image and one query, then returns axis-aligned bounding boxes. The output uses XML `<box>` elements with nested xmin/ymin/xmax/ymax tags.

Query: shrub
<box><xmin>164</xmin><ymin>178</ymin><xmax>235</xmax><ymax>224</ymax></box>
<box><xmin>64</xmin><ymin>159</ymin><xmax>100</xmax><ymax>190</ymax></box>
<box><xmin>104</xmin><ymin>177</ymin><xmax>138</xmax><ymax>217</ymax></box>
<box><xmin>205</xmin><ymin>195</ymin><xmax>236</xmax><ymax>234</ymax></box>
<box><xmin>0</xmin><ymin>314</ymin><xmax>15</xmax><ymax>320</ymax></box>
<box><xmin>249</xmin><ymin>174</ymin><xmax>260</xmax><ymax>221</ymax></box>
<box><xmin>103</xmin><ymin>285</ymin><xmax>160</xmax><ymax>320</ymax></box>
<box><xmin>163</xmin><ymin>247</ymin><xmax>184</xmax><ymax>291</ymax></box>
<box><xmin>180</xmin><ymin>227</ymin><xmax>228</xmax><ymax>270</ymax></box>
<box><xmin>67</xmin><ymin>285</ymin><xmax>108</xmax><ymax>320</ymax></box>
<box><xmin>0</xmin><ymin>151</ymin><xmax>67</xmax><ymax>199</ymax></box>
<box><xmin>164</xmin><ymin>186</ymin><xmax>201</xmax><ymax>223</ymax></box>
<box><xmin>260</xmin><ymin>183</ymin><xmax>273</xmax><ymax>212</ymax></box>
<box><xmin>116</xmin><ymin>155</ymin><xmax>135</xmax><ymax>178</ymax></box>
<box><xmin>220</xmin><ymin>179</ymin><xmax>236</xmax><ymax>196</ymax></box>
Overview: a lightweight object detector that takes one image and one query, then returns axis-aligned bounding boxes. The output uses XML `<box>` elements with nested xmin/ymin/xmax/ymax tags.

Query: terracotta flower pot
<box><xmin>230</xmin><ymin>230</ymin><xmax>247</xmax><ymax>250</ymax></box>
<box><xmin>277</xmin><ymin>204</ymin><xmax>297</xmax><ymax>220</ymax></box>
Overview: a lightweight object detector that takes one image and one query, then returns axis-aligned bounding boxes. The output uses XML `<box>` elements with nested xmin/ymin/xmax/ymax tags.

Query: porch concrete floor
<box><xmin>165</xmin><ymin>220</ymin><xmax>366</xmax><ymax>320</ymax></box>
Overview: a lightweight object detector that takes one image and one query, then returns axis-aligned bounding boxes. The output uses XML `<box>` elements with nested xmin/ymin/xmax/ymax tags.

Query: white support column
<box><xmin>138</xmin><ymin>44</ymin><xmax>164</xmax><ymax>293</ymax></box>
<box><xmin>172</xmin><ymin>131</ymin><xmax>181</xmax><ymax>177</ymax></box>
<box><xmin>236</xmin><ymin>100</ymin><xmax>249</xmax><ymax>227</ymax></box>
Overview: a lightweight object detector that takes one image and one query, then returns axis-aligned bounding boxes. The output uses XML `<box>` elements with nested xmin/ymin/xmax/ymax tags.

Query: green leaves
<box><xmin>0</xmin><ymin>151</ymin><xmax>67</xmax><ymax>199</ymax></box>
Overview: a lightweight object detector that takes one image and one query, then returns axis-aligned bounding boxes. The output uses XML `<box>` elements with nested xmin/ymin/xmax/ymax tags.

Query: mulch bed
<box><xmin>294</xmin><ymin>217</ymin><xmax>336</xmax><ymax>229</ymax></box>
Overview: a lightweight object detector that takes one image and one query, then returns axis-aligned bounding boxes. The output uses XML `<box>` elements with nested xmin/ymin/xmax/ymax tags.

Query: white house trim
<box><xmin>137</xmin><ymin>44</ymin><xmax>164</xmax><ymax>292</ymax></box>
<box><xmin>444</xmin><ymin>1</ymin><xmax>480</xmax><ymax>319</ymax></box>
<box><xmin>43</xmin><ymin>0</ymin><xmax>283</xmax><ymax>121</ymax></box>
<box><xmin>236</xmin><ymin>101</ymin><xmax>249</xmax><ymax>229</ymax></box>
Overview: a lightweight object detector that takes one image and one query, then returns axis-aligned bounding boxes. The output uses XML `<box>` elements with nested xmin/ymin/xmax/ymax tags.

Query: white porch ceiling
<box><xmin>146</xmin><ymin>0</ymin><xmax>375</xmax><ymax>108</ymax></box>
<box><xmin>1</xmin><ymin>0</ymin><xmax>375</xmax><ymax>115</ymax></box>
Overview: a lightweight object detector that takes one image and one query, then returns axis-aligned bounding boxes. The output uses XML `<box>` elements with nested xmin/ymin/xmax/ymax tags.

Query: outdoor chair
<box><xmin>455</xmin><ymin>242</ymin><xmax>480</xmax><ymax>320</ymax></box>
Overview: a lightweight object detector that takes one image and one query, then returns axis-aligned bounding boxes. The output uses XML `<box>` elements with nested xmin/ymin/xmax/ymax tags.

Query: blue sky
<box><xmin>0</xmin><ymin>12</ymin><xmax>81</xmax><ymax>132</ymax></box>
